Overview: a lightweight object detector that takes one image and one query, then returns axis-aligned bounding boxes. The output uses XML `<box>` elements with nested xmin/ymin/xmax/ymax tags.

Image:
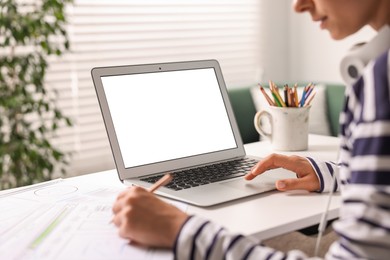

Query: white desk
<box><xmin>0</xmin><ymin>134</ymin><xmax>341</xmax><ymax>258</ymax></box>
<box><xmin>189</xmin><ymin>134</ymin><xmax>341</xmax><ymax>241</ymax></box>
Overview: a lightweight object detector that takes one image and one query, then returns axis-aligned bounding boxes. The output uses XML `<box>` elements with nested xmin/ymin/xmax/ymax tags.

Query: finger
<box><xmin>112</xmin><ymin>192</ymin><xmax>131</xmax><ymax>214</ymax></box>
<box><xmin>112</xmin><ymin>187</ymin><xmax>139</xmax><ymax>214</ymax></box>
<box><xmin>112</xmin><ymin>212</ymin><xmax>121</xmax><ymax>227</ymax></box>
<box><xmin>245</xmin><ymin>154</ymin><xmax>291</xmax><ymax>180</ymax></box>
<box><xmin>113</xmin><ymin>186</ymin><xmax>150</xmax><ymax>215</ymax></box>
<box><xmin>116</xmin><ymin>187</ymin><xmax>132</xmax><ymax>200</ymax></box>
<box><xmin>112</xmin><ymin>201</ymin><xmax>121</xmax><ymax>214</ymax></box>
<box><xmin>117</xmin><ymin>208</ymin><xmax>135</xmax><ymax>241</ymax></box>
<box><xmin>275</xmin><ymin>176</ymin><xmax>320</xmax><ymax>192</ymax></box>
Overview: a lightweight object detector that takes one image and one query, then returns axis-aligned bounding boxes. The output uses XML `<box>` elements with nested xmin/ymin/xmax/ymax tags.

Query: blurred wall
<box><xmin>287</xmin><ymin>3</ymin><xmax>376</xmax><ymax>84</ymax></box>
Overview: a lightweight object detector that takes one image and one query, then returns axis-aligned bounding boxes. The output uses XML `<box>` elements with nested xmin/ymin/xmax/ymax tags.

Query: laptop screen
<box><xmin>101</xmin><ymin>68</ymin><xmax>237</xmax><ymax>169</ymax></box>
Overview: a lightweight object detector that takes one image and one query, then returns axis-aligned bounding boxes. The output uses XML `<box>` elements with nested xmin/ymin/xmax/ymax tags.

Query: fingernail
<box><xmin>277</xmin><ymin>181</ymin><xmax>286</xmax><ymax>189</ymax></box>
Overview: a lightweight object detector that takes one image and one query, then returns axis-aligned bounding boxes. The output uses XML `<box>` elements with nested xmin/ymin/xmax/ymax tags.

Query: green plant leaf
<box><xmin>0</xmin><ymin>0</ymin><xmax>73</xmax><ymax>189</ymax></box>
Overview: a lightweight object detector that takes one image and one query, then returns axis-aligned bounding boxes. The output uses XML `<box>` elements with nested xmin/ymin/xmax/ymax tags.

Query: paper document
<box><xmin>0</xmin><ymin>178</ymin><xmax>187</xmax><ymax>260</ymax></box>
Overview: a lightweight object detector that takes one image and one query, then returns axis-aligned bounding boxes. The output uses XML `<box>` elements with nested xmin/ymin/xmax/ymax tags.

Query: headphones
<box><xmin>340</xmin><ymin>25</ymin><xmax>390</xmax><ymax>85</ymax></box>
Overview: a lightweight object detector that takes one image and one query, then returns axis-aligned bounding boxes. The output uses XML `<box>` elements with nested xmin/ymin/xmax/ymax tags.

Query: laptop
<box><xmin>91</xmin><ymin>60</ymin><xmax>281</xmax><ymax>207</ymax></box>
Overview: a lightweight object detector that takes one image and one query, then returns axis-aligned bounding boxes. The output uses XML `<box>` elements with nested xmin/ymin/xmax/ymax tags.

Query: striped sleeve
<box><xmin>346</xmin><ymin>50</ymin><xmax>390</xmax><ymax>185</ymax></box>
<box><xmin>306</xmin><ymin>157</ymin><xmax>340</xmax><ymax>193</ymax></box>
<box><xmin>174</xmin><ymin>216</ymin><xmax>312</xmax><ymax>260</ymax></box>
<box><xmin>326</xmin><ymin>49</ymin><xmax>390</xmax><ymax>259</ymax></box>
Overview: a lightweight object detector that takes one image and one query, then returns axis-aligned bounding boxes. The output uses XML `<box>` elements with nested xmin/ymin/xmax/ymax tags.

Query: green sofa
<box><xmin>227</xmin><ymin>84</ymin><xmax>346</xmax><ymax>144</ymax></box>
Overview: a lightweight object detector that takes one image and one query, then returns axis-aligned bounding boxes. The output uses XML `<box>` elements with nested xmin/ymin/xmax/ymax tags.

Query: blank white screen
<box><xmin>101</xmin><ymin>68</ymin><xmax>237</xmax><ymax>168</ymax></box>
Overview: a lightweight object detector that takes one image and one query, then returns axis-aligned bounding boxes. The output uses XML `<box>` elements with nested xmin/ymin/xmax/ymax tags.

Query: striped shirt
<box><xmin>174</xmin><ymin>48</ymin><xmax>390</xmax><ymax>259</ymax></box>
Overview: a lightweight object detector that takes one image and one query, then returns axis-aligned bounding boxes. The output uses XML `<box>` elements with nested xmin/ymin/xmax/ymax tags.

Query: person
<box><xmin>112</xmin><ymin>0</ymin><xmax>390</xmax><ymax>258</ymax></box>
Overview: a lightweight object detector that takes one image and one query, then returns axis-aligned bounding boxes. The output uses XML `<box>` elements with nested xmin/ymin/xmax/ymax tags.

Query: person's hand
<box><xmin>112</xmin><ymin>186</ymin><xmax>189</xmax><ymax>248</ymax></box>
<box><xmin>245</xmin><ymin>153</ymin><xmax>320</xmax><ymax>192</ymax></box>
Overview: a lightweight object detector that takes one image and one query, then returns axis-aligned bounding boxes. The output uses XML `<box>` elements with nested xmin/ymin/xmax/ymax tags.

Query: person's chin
<box><xmin>327</xmin><ymin>29</ymin><xmax>349</xmax><ymax>41</ymax></box>
<box><xmin>320</xmin><ymin>22</ymin><xmax>343</xmax><ymax>40</ymax></box>
<box><xmin>329</xmin><ymin>33</ymin><xmax>345</xmax><ymax>40</ymax></box>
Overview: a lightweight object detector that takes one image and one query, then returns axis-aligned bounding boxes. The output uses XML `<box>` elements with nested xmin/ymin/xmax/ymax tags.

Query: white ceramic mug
<box><xmin>254</xmin><ymin>106</ymin><xmax>311</xmax><ymax>151</ymax></box>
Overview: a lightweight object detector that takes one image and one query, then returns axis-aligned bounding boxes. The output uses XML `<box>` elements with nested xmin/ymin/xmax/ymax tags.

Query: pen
<box><xmin>148</xmin><ymin>173</ymin><xmax>173</xmax><ymax>193</ymax></box>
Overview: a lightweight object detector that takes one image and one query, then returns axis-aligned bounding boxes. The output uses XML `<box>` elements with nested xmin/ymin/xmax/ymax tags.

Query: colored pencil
<box><xmin>293</xmin><ymin>84</ymin><xmax>299</xmax><ymax>107</ymax></box>
<box><xmin>304</xmin><ymin>91</ymin><xmax>316</xmax><ymax>107</ymax></box>
<box><xmin>284</xmin><ymin>85</ymin><xmax>289</xmax><ymax>107</ymax></box>
<box><xmin>260</xmin><ymin>81</ymin><xmax>316</xmax><ymax>108</ymax></box>
<box><xmin>259</xmin><ymin>84</ymin><xmax>275</xmax><ymax>106</ymax></box>
<box><xmin>270</xmin><ymin>81</ymin><xmax>286</xmax><ymax>107</ymax></box>
<box><xmin>271</xmin><ymin>92</ymin><xmax>282</xmax><ymax>107</ymax></box>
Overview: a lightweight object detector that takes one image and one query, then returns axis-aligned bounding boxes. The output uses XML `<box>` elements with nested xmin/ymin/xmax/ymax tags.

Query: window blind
<box><xmin>48</xmin><ymin>0</ymin><xmax>265</xmax><ymax>177</ymax></box>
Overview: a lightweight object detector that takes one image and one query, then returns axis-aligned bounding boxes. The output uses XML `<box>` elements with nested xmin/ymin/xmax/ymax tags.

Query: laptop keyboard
<box><xmin>140</xmin><ymin>158</ymin><xmax>258</xmax><ymax>191</ymax></box>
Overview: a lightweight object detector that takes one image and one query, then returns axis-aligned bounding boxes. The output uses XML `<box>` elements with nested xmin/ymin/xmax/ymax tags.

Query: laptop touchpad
<box><xmin>219</xmin><ymin>178</ymin><xmax>276</xmax><ymax>193</ymax></box>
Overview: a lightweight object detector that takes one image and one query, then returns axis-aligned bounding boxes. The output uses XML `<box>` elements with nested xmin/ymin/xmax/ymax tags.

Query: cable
<box><xmin>314</xmin><ymin>163</ymin><xmax>338</xmax><ymax>257</ymax></box>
